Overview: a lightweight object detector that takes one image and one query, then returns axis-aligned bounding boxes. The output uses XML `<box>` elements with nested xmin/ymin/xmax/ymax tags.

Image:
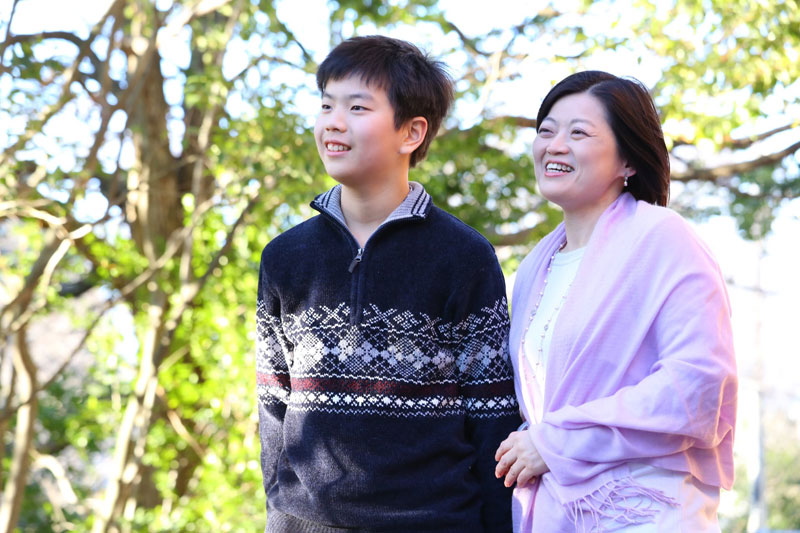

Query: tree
<box><xmin>0</xmin><ymin>0</ymin><xmax>798</xmax><ymax>531</ymax></box>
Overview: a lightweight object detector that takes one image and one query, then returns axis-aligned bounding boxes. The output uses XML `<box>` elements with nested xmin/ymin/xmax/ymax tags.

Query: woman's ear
<box><xmin>399</xmin><ymin>116</ymin><xmax>428</xmax><ymax>155</ymax></box>
<box><xmin>622</xmin><ymin>163</ymin><xmax>636</xmax><ymax>187</ymax></box>
<box><xmin>618</xmin><ymin>162</ymin><xmax>635</xmax><ymax>182</ymax></box>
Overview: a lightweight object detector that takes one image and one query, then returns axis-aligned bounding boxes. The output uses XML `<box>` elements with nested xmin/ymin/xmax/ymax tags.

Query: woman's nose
<box><xmin>546</xmin><ymin>131</ymin><xmax>568</xmax><ymax>153</ymax></box>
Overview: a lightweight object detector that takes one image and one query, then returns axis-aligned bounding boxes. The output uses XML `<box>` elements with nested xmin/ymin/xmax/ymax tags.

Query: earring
<box><xmin>624</xmin><ymin>175</ymin><xmax>628</xmax><ymax>187</ymax></box>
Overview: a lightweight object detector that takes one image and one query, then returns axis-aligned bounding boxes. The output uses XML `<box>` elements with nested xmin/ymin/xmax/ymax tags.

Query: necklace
<box><xmin>520</xmin><ymin>240</ymin><xmax>571</xmax><ymax>375</ymax></box>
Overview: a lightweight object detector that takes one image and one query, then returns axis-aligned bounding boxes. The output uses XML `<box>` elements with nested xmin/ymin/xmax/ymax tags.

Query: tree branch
<box><xmin>5</xmin><ymin>30</ymin><xmax>83</xmax><ymax>48</ymax></box>
<box><xmin>474</xmin><ymin>49</ymin><xmax>504</xmax><ymax>115</ymax></box>
<box><xmin>0</xmin><ymin>327</ymin><xmax>38</xmax><ymax>532</ymax></box>
<box><xmin>447</xmin><ymin>22</ymin><xmax>490</xmax><ymax>57</ymax></box>
<box><xmin>0</xmin><ymin>0</ymin><xmax>121</xmax><ymax>165</ymax></box>
<box><xmin>483</xmin><ymin>115</ymin><xmax>538</xmax><ymax>129</ymax></box>
<box><xmin>0</xmin><ymin>287</ymin><xmax>115</xmax><ymax>425</ymax></box>
<box><xmin>180</xmin><ymin>0</ymin><xmax>245</xmax><ymax>284</ymax></box>
<box><xmin>77</xmin><ymin>2</ymin><xmax>128</xmax><ymax>183</ymax></box>
<box><xmin>31</xmin><ymin>451</ymin><xmax>80</xmax><ymax>508</ymax></box>
<box><xmin>2</xmin><ymin>238</ymin><xmax>73</xmax><ymax>339</ymax></box>
<box><xmin>102</xmin><ymin>193</ymin><xmax>219</xmax><ymax>310</ymax></box>
<box><xmin>438</xmin><ymin>115</ymin><xmax>535</xmax><ymax>139</ymax></box>
<box><xmin>228</xmin><ymin>52</ymin><xmax>306</xmax><ymax>82</ymax></box>
<box><xmin>176</xmin><ymin>192</ymin><xmax>259</xmax><ymax>310</ymax></box>
<box><xmin>672</xmin><ymin>122</ymin><xmax>800</xmax><ymax>150</ymax></box>
<box><xmin>270</xmin><ymin>11</ymin><xmax>315</xmax><ymax>67</ymax></box>
<box><xmin>160</xmin><ymin>0</ymin><xmax>235</xmax><ymax>44</ymax></box>
<box><xmin>723</xmin><ymin>122</ymin><xmax>798</xmax><ymax>150</ymax></box>
<box><xmin>671</xmin><ymin>139</ymin><xmax>800</xmax><ymax>182</ymax></box>
<box><xmin>165</xmin><ymin>407</ymin><xmax>205</xmax><ymax>458</ymax></box>
<box><xmin>0</xmin><ymin>235</ymin><xmax>64</xmax><ymax>335</ymax></box>
<box><xmin>2</xmin><ymin>31</ymin><xmax>104</xmax><ymax>76</ymax></box>
<box><xmin>0</xmin><ymin>199</ymin><xmax>59</xmax><ymax>219</ymax></box>
<box><xmin>0</xmin><ymin>0</ymin><xmax>22</xmax><ymax>64</ymax></box>
<box><xmin>486</xmin><ymin>223</ymin><xmax>545</xmax><ymax>247</ymax></box>
<box><xmin>0</xmin><ymin>357</ymin><xmax>16</xmax><ymax>487</ymax></box>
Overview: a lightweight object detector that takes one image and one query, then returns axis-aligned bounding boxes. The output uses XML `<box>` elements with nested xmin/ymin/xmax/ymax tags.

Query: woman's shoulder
<box><xmin>631</xmin><ymin>199</ymin><xmax>688</xmax><ymax>231</ymax></box>
<box><xmin>629</xmin><ymin>200</ymin><xmax>721</xmax><ymax>273</ymax></box>
<box><xmin>627</xmin><ymin>200</ymin><xmax>701</xmax><ymax>245</ymax></box>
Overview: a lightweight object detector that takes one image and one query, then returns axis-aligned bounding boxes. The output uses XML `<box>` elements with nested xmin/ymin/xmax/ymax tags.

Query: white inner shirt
<box><xmin>523</xmin><ymin>246</ymin><xmax>584</xmax><ymax>421</ymax></box>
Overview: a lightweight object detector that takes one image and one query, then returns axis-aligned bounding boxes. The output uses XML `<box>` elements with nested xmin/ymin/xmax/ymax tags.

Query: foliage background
<box><xmin>0</xmin><ymin>0</ymin><xmax>798</xmax><ymax>531</ymax></box>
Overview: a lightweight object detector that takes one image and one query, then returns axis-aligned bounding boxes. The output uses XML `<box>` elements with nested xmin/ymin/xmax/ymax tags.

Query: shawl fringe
<box><xmin>564</xmin><ymin>476</ymin><xmax>679</xmax><ymax>532</ymax></box>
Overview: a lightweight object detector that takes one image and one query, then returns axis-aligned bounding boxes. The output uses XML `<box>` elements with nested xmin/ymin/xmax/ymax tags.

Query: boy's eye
<box><xmin>321</xmin><ymin>103</ymin><xmax>331</xmax><ymax>110</ymax></box>
<box><xmin>351</xmin><ymin>105</ymin><xmax>366</xmax><ymax>111</ymax></box>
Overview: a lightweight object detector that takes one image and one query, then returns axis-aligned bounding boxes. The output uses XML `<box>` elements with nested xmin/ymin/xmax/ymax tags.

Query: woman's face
<box><xmin>533</xmin><ymin>91</ymin><xmax>630</xmax><ymax>217</ymax></box>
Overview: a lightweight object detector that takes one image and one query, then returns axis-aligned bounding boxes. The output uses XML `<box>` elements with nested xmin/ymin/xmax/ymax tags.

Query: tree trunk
<box><xmin>91</xmin><ymin>290</ymin><xmax>168</xmax><ymax>533</ymax></box>
<box><xmin>124</xmin><ymin>43</ymin><xmax>182</xmax><ymax>261</ymax></box>
<box><xmin>0</xmin><ymin>328</ymin><xmax>38</xmax><ymax>533</ymax></box>
<box><xmin>0</xmin><ymin>360</ymin><xmax>16</xmax><ymax>490</ymax></box>
<box><xmin>92</xmin><ymin>15</ymin><xmax>186</xmax><ymax>529</ymax></box>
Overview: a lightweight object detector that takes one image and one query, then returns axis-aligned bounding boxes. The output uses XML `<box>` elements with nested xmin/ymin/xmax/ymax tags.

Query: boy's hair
<box><xmin>316</xmin><ymin>35</ymin><xmax>454</xmax><ymax>167</ymax></box>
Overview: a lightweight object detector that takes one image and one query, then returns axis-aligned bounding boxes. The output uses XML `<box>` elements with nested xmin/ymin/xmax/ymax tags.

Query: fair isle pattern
<box><xmin>288</xmin><ymin>390</ymin><xmax>464</xmax><ymax>418</ymax></box>
<box><xmin>256</xmin><ymin>304</ymin><xmax>291</xmax><ymax>403</ymax></box>
<box><xmin>256</xmin><ymin>298</ymin><xmax>517</xmax><ymax>418</ymax></box>
<box><xmin>282</xmin><ymin>391</ymin><xmax>517</xmax><ymax>419</ymax></box>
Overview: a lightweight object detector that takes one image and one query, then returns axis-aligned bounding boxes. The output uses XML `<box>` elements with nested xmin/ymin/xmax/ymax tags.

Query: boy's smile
<box><xmin>314</xmin><ymin>76</ymin><xmax>409</xmax><ymax>187</ymax></box>
<box><xmin>325</xmin><ymin>142</ymin><xmax>351</xmax><ymax>152</ymax></box>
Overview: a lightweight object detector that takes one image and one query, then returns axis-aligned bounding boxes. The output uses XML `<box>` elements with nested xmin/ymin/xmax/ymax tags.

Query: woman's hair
<box><xmin>536</xmin><ymin>71</ymin><xmax>670</xmax><ymax>206</ymax></box>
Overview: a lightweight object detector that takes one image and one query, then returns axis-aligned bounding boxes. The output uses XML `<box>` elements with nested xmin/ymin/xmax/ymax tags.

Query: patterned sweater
<box><xmin>256</xmin><ymin>182</ymin><xmax>520</xmax><ymax>533</ymax></box>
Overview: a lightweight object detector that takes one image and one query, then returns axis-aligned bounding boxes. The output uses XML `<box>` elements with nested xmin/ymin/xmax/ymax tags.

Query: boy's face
<box><xmin>314</xmin><ymin>76</ymin><xmax>410</xmax><ymax>187</ymax></box>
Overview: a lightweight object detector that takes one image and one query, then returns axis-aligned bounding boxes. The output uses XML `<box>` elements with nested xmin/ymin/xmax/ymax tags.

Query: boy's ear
<box><xmin>399</xmin><ymin>116</ymin><xmax>428</xmax><ymax>155</ymax></box>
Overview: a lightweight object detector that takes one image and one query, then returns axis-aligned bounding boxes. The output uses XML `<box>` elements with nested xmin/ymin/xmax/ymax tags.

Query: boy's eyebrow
<box><xmin>348</xmin><ymin>92</ymin><xmax>375</xmax><ymax>101</ymax></box>
<box><xmin>321</xmin><ymin>90</ymin><xmax>376</xmax><ymax>101</ymax></box>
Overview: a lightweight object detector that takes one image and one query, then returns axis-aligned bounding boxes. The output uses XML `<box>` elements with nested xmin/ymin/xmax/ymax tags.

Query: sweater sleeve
<box><xmin>454</xmin><ymin>259</ymin><xmax>520</xmax><ymax>531</ymax></box>
<box><xmin>529</xmin><ymin>225</ymin><xmax>737</xmax><ymax>488</ymax></box>
<box><xmin>256</xmin><ymin>262</ymin><xmax>292</xmax><ymax>501</ymax></box>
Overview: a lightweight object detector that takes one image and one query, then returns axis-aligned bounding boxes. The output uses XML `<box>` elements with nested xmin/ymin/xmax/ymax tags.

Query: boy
<box><xmin>256</xmin><ymin>35</ymin><xmax>519</xmax><ymax>532</ymax></box>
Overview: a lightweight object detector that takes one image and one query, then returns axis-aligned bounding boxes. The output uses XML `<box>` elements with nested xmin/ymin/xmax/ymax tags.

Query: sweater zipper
<box><xmin>316</xmin><ymin>209</ymin><xmax>424</xmax><ymax>324</ymax></box>
<box><xmin>348</xmin><ymin>248</ymin><xmax>363</xmax><ymax>273</ymax></box>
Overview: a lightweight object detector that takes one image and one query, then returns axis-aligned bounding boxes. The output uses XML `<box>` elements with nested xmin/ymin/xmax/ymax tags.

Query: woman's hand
<box><xmin>494</xmin><ymin>430</ymin><xmax>549</xmax><ymax>488</ymax></box>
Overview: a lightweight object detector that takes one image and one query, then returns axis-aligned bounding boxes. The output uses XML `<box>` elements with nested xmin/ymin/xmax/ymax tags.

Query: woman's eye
<box><xmin>572</xmin><ymin>129</ymin><xmax>587</xmax><ymax>136</ymax></box>
<box><xmin>351</xmin><ymin>105</ymin><xmax>365</xmax><ymax>111</ymax></box>
<box><xmin>321</xmin><ymin>104</ymin><xmax>331</xmax><ymax>110</ymax></box>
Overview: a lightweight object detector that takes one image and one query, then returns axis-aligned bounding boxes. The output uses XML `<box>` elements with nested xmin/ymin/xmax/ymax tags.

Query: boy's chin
<box><xmin>325</xmin><ymin>170</ymin><xmax>362</xmax><ymax>187</ymax></box>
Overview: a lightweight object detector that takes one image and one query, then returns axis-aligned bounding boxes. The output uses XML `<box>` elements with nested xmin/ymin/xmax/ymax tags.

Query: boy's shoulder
<box><xmin>427</xmin><ymin>205</ymin><xmax>497</xmax><ymax>256</ymax></box>
<box><xmin>258</xmin><ymin>200</ymin><xmax>499</xmax><ymax>273</ymax></box>
<box><xmin>260</xmin><ymin>214</ymin><xmax>327</xmax><ymax>261</ymax></box>
<box><xmin>421</xmin><ymin>206</ymin><xmax>504</xmax><ymax>279</ymax></box>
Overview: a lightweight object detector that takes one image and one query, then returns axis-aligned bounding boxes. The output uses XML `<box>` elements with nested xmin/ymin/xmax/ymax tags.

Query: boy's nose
<box><xmin>324</xmin><ymin>109</ymin><xmax>347</xmax><ymax>132</ymax></box>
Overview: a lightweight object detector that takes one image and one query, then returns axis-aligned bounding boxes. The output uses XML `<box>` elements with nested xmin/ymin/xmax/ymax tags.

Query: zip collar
<box><xmin>311</xmin><ymin>181</ymin><xmax>432</xmax><ymax>229</ymax></box>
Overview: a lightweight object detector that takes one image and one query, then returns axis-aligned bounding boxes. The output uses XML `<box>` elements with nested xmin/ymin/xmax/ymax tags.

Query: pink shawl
<box><xmin>509</xmin><ymin>193</ymin><xmax>737</xmax><ymax>531</ymax></box>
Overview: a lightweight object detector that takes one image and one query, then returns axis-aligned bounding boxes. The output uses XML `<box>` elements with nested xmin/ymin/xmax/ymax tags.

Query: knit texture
<box><xmin>257</xmin><ymin>183</ymin><xmax>519</xmax><ymax>532</ymax></box>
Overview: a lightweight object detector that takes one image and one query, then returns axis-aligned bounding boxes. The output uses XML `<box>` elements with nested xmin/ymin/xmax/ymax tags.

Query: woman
<box><xmin>494</xmin><ymin>71</ymin><xmax>737</xmax><ymax>532</ymax></box>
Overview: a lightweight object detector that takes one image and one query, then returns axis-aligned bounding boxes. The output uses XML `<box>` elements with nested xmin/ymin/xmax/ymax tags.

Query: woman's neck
<box><xmin>561</xmin><ymin>196</ymin><xmax>618</xmax><ymax>251</ymax></box>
